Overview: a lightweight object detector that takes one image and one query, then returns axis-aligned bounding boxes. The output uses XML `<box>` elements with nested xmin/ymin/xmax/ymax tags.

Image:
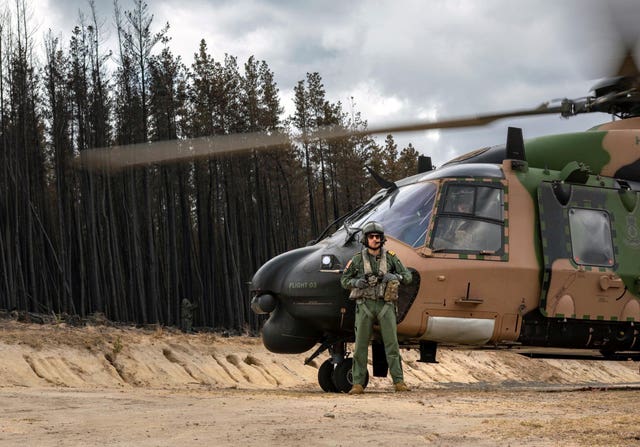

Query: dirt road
<box><xmin>3</xmin><ymin>386</ymin><xmax>640</xmax><ymax>446</ymax></box>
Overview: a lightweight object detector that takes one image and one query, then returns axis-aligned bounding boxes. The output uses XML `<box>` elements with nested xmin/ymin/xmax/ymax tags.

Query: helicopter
<box><xmin>76</xmin><ymin>47</ymin><xmax>640</xmax><ymax>393</ymax></box>
<box><xmin>245</xmin><ymin>53</ymin><xmax>640</xmax><ymax>393</ymax></box>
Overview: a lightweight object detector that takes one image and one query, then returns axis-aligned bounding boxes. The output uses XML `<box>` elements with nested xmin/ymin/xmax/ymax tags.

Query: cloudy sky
<box><xmin>34</xmin><ymin>0</ymin><xmax>640</xmax><ymax>167</ymax></box>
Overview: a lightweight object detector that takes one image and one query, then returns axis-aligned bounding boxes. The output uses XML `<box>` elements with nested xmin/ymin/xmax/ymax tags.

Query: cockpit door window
<box><xmin>430</xmin><ymin>182</ymin><xmax>506</xmax><ymax>257</ymax></box>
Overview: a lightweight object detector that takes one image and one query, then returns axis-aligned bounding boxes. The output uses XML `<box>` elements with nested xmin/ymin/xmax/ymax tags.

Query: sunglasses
<box><xmin>367</xmin><ymin>234</ymin><xmax>382</xmax><ymax>240</ymax></box>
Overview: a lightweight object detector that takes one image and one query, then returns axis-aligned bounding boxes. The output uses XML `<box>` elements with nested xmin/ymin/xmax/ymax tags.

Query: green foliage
<box><xmin>112</xmin><ymin>337</ymin><xmax>123</xmax><ymax>356</ymax></box>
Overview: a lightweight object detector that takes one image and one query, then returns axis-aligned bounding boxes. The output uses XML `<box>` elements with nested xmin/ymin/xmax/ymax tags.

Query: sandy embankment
<box><xmin>0</xmin><ymin>319</ymin><xmax>638</xmax><ymax>390</ymax></box>
<box><xmin>1</xmin><ymin>319</ymin><xmax>640</xmax><ymax>447</ymax></box>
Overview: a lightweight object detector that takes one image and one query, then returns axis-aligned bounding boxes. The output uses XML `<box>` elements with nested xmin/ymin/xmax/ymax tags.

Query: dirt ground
<box><xmin>1</xmin><ymin>318</ymin><xmax>639</xmax><ymax>446</ymax></box>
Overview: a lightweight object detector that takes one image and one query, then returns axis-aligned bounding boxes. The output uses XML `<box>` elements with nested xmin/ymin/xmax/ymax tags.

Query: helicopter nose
<box><xmin>251</xmin><ymin>293</ymin><xmax>277</xmax><ymax>314</ymax></box>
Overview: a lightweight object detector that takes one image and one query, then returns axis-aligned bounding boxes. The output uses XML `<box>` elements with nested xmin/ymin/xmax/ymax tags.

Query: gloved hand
<box><xmin>382</xmin><ymin>273</ymin><xmax>400</xmax><ymax>283</ymax></box>
<box><xmin>352</xmin><ymin>278</ymin><xmax>368</xmax><ymax>289</ymax></box>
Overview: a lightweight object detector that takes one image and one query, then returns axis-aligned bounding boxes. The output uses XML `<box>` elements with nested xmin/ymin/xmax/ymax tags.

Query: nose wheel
<box><xmin>318</xmin><ymin>357</ymin><xmax>369</xmax><ymax>393</ymax></box>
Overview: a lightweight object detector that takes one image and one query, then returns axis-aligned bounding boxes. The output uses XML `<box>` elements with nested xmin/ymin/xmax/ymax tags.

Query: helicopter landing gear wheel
<box><xmin>318</xmin><ymin>359</ymin><xmax>338</xmax><ymax>392</ymax></box>
<box><xmin>331</xmin><ymin>357</ymin><xmax>369</xmax><ymax>393</ymax></box>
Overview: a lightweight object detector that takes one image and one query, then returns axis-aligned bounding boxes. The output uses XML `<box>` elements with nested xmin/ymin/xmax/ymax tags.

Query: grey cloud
<box><xmin>36</xmin><ymin>0</ymin><xmax>640</xmax><ymax>165</ymax></box>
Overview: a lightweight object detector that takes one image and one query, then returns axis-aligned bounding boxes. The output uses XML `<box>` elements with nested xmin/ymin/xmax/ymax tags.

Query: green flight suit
<box><xmin>341</xmin><ymin>248</ymin><xmax>412</xmax><ymax>386</ymax></box>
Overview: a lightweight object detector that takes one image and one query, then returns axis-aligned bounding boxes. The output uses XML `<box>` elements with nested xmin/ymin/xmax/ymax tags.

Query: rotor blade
<box><xmin>74</xmin><ymin>103</ymin><xmax>565</xmax><ymax>171</ymax></box>
<box><xmin>300</xmin><ymin>103</ymin><xmax>567</xmax><ymax>144</ymax></box>
<box><xmin>353</xmin><ymin>104</ymin><xmax>565</xmax><ymax>136</ymax></box>
<box><xmin>74</xmin><ymin>131</ymin><xmax>291</xmax><ymax>171</ymax></box>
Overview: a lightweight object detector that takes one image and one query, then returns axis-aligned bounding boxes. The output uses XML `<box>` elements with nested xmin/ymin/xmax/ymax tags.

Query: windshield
<box><xmin>348</xmin><ymin>182</ymin><xmax>437</xmax><ymax>247</ymax></box>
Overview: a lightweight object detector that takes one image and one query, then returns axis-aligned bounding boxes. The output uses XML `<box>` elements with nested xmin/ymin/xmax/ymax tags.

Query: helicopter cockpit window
<box><xmin>431</xmin><ymin>184</ymin><xmax>504</xmax><ymax>254</ymax></box>
<box><xmin>348</xmin><ymin>182</ymin><xmax>437</xmax><ymax>248</ymax></box>
<box><xmin>569</xmin><ymin>208</ymin><xmax>615</xmax><ymax>267</ymax></box>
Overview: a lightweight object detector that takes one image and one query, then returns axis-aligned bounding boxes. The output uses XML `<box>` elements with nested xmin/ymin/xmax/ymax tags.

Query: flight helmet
<box><xmin>361</xmin><ymin>221</ymin><xmax>385</xmax><ymax>248</ymax></box>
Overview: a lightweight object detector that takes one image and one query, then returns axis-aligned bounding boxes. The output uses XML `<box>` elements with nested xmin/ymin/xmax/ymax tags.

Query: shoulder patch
<box><xmin>388</xmin><ymin>250</ymin><xmax>396</xmax><ymax>256</ymax></box>
<box><xmin>345</xmin><ymin>259</ymin><xmax>353</xmax><ymax>270</ymax></box>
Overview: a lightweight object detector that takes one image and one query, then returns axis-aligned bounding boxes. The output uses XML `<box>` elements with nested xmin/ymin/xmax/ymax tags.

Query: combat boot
<box><xmin>394</xmin><ymin>381</ymin><xmax>409</xmax><ymax>392</ymax></box>
<box><xmin>348</xmin><ymin>384</ymin><xmax>364</xmax><ymax>395</ymax></box>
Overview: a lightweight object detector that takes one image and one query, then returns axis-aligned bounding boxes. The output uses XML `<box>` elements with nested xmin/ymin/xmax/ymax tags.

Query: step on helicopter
<box><xmin>77</xmin><ymin>50</ymin><xmax>640</xmax><ymax>394</ymax></box>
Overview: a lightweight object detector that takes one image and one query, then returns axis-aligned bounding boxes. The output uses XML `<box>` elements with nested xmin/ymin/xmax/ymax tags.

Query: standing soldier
<box><xmin>341</xmin><ymin>221</ymin><xmax>412</xmax><ymax>394</ymax></box>
<box><xmin>181</xmin><ymin>298</ymin><xmax>197</xmax><ymax>333</ymax></box>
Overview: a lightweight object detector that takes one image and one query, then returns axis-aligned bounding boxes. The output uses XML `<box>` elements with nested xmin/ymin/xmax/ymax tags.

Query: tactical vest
<box><xmin>349</xmin><ymin>248</ymin><xmax>388</xmax><ymax>300</ymax></box>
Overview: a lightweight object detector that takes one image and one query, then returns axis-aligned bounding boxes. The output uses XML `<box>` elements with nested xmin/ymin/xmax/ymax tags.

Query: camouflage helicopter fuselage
<box><xmin>393</xmin><ymin>117</ymin><xmax>640</xmax><ymax>352</ymax></box>
<box><xmin>251</xmin><ymin>117</ymin><xmax>640</xmax><ymax>357</ymax></box>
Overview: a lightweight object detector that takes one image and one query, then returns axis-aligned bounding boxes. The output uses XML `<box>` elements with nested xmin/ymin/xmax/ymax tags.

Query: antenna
<box><xmin>505</xmin><ymin>127</ymin><xmax>526</xmax><ymax>161</ymax></box>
